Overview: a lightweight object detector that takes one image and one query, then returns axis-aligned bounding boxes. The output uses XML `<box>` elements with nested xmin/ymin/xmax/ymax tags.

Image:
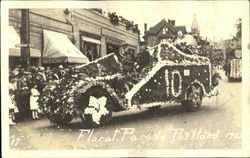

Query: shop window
<box><xmin>81</xmin><ymin>41</ymin><xmax>100</xmax><ymax>61</ymax></box>
<box><xmin>80</xmin><ymin>31</ymin><xmax>101</xmax><ymax>61</ymax></box>
<box><xmin>106</xmin><ymin>43</ymin><xmax>120</xmax><ymax>55</ymax></box>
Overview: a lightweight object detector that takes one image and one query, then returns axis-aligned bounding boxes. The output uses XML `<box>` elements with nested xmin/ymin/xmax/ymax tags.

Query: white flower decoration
<box><xmin>89</xmin><ymin>96</ymin><xmax>107</xmax><ymax>111</ymax></box>
<box><xmin>84</xmin><ymin>96</ymin><xmax>109</xmax><ymax>124</ymax></box>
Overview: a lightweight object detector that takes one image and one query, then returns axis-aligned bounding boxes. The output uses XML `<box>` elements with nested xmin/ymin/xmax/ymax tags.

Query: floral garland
<box><xmin>74</xmin><ymin>80</ymin><xmax>128</xmax><ymax>110</ymax></box>
<box><xmin>38</xmin><ymin>52</ymin><xmax>131</xmax><ymax>125</ymax></box>
<box><xmin>75</xmin><ymin>53</ymin><xmax>116</xmax><ymax>69</ymax></box>
<box><xmin>125</xmin><ymin>42</ymin><xmax>213</xmax><ymax>107</ymax></box>
<box><xmin>171</xmin><ymin>70</ymin><xmax>182</xmax><ymax>97</ymax></box>
<box><xmin>38</xmin><ymin>41</ymin><xmax>218</xmax><ymax>126</ymax></box>
<box><xmin>162</xmin><ymin>41</ymin><xmax>210</xmax><ymax>62</ymax></box>
<box><xmin>125</xmin><ymin>62</ymin><xmax>163</xmax><ymax>107</ymax></box>
<box><xmin>38</xmin><ymin>77</ymin><xmax>79</xmax><ymax>117</ymax></box>
<box><xmin>137</xmin><ymin>100</ymin><xmax>178</xmax><ymax>109</ymax></box>
<box><xmin>38</xmin><ymin>68</ymin><xmax>129</xmax><ymax>125</ymax></box>
<box><xmin>164</xmin><ymin>69</ymin><xmax>170</xmax><ymax>97</ymax></box>
<box><xmin>85</xmin><ymin>73</ymin><xmax>122</xmax><ymax>81</ymax></box>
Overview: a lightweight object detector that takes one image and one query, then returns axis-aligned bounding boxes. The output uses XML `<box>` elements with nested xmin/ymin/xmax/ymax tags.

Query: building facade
<box><xmin>9</xmin><ymin>9</ymin><xmax>139</xmax><ymax>67</ymax></box>
<box><xmin>143</xmin><ymin>19</ymin><xmax>186</xmax><ymax>47</ymax></box>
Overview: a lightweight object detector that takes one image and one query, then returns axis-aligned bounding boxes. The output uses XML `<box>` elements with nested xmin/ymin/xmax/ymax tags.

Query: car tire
<box><xmin>182</xmin><ymin>84</ymin><xmax>203</xmax><ymax>112</ymax></box>
<box><xmin>82</xmin><ymin>88</ymin><xmax>113</xmax><ymax>128</ymax></box>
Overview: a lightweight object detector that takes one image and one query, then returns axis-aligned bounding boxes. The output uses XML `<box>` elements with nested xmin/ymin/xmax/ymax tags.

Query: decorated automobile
<box><xmin>38</xmin><ymin>41</ymin><xmax>220</xmax><ymax>127</ymax></box>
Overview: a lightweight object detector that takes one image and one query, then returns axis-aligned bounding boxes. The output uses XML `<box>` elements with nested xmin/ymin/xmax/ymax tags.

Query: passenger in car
<box><xmin>135</xmin><ymin>44</ymin><xmax>150</xmax><ymax>72</ymax></box>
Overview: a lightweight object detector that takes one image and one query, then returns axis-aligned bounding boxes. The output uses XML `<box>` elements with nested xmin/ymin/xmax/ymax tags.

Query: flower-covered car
<box><xmin>39</xmin><ymin>42</ymin><xmax>220</xmax><ymax>127</ymax></box>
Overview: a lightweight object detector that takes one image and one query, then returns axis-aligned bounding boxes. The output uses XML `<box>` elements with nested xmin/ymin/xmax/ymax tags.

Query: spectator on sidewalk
<box><xmin>30</xmin><ymin>85</ymin><xmax>40</xmax><ymax>119</ymax></box>
<box><xmin>35</xmin><ymin>70</ymin><xmax>46</xmax><ymax>94</ymax></box>
<box><xmin>58</xmin><ymin>65</ymin><xmax>65</xmax><ymax>79</ymax></box>
<box><xmin>9</xmin><ymin>95</ymin><xmax>16</xmax><ymax>125</ymax></box>
<box><xmin>52</xmin><ymin>68</ymin><xmax>60</xmax><ymax>80</ymax></box>
<box><xmin>9</xmin><ymin>77</ymin><xmax>18</xmax><ymax>125</ymax></box>
<box><xmin>16</xmin><ymin>74</ymin><xmax>31</xmax><ymax>120</ymax></box>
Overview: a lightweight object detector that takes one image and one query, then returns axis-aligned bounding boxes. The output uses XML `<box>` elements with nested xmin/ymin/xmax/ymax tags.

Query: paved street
<box><xmin>9</xmin><ymin>70</ymin><xmax>242</xmax><ymax>150</ymax></box>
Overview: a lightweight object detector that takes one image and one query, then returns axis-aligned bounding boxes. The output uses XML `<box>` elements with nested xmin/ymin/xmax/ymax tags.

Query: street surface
<box><xmin>9</xmin><ymin>70</ymin><xmax>242</xmax><ymax>150</ymax></box>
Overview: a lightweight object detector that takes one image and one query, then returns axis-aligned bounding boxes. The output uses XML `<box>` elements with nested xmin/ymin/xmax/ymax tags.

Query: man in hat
<box><xmin>57</xmin><ymin>65</ymin><xmax>65</xmax><ymax>79</ymax></box>
<box><xmin>52</xmin><ymin>68</ymin><xmax>59</xmax><ymax>80</ymax></box>
<box><xmin>16</xmin><ymin>73</ymin><xmax>31</xmax><ymax>120</ymax></box>
<box><xmin>122</xmin><ymin>44</ymin><xmax>136</xmax><ymax>73</ymax></box>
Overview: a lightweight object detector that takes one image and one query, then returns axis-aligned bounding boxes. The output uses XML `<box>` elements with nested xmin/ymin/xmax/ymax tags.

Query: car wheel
<box><xmin>182</xmin><ymin>84</ymin><xmax>203</xmax><ymax>112</ymax></box>
<box><xmin>82</xmin><ymin>88</ymin><xmax>113</xmax><ymax>127</ymax></box>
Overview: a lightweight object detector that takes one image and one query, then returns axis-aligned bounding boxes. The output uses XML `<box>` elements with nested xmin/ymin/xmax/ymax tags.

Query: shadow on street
<box><xmin>37</xmin><ymin>104</ymin><xmax>214</xmax><ymax>131</ymax></box>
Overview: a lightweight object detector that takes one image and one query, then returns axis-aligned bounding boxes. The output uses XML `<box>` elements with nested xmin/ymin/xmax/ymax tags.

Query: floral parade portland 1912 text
<box><xmin>76</xmin><ymin>128</ymin><xmax>241</xmax><ymax>142</ymax></box>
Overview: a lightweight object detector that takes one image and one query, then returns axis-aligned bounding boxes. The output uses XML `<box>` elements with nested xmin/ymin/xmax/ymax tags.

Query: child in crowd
<box><xmin>9</xmin><ymin>78</ymin><xmax>18</xmax><ymax>125</ymax></box>
<box><xmin>30</xmin><ymin>85</ymin><xmax>40</xmax><ymax>119</ymax></box>
<box><xmin>9</xmin><ymin>94</ymin><xmax>16</xmax><ymax>125</ymax></box>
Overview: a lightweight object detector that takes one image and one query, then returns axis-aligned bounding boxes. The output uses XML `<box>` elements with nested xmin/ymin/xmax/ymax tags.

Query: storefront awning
<box><xmin>82</xmin><ymin>36</ymin><xmax>101</xmax><ymax>45</ymax></box>
<box><xmin>43</xmin><ymin>29</ymin><xmax>89</xmax><ymax>64</ymax></box>
<box><xmin>9</xmin><ymin>26</ymin><xmax>41</xmax><ymax>58</ymax></box>
<box><xmin>9</xmin><ymin>48</ymin><xmax>41</xmax><ymax>58</ymax></box>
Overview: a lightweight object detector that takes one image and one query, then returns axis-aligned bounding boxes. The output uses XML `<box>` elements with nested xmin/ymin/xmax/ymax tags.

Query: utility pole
<box><xmin>21</xmin><ymin>9</ymin><xmax>30</xmax><ymax>71</ymax></box>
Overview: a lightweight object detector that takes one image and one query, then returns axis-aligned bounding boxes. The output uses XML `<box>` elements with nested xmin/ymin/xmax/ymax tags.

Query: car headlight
<box><xmin>234</xmin><ymin>49</ymin><xmax>242</xmax><ymax>58</ymax></box>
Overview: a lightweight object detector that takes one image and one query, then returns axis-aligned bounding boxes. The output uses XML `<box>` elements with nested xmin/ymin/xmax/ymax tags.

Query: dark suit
<box><xmin>136</xmin><ymin>50</ymin><xmax>150</xmax><ymax>72</ymax></box>
<box><xmin>16</xmin><ymin>78</ymin><xmax>31</xmax><ymax>119</ymax></box>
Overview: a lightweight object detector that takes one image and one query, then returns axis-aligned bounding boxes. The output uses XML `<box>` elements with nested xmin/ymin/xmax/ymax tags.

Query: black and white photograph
<box><xmin>1</xmin><ymin>1</ymin><xmax>250</xmax><ymax>157</ymax></box>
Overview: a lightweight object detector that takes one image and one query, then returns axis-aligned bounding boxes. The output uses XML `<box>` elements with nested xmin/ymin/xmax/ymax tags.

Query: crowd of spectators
<box><xmin>8</xmin><ymin>65</ymin><xmax>67</xmax><ymax>125</ymax></box>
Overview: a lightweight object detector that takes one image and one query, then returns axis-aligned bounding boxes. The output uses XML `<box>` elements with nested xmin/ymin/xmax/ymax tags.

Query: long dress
<box><xmin>9</xmin><ymin>82</ymin><xmax>18</xmax><ymax>112</ymax></box>
<box><xmin>9</xmin><ymin>95</ymin><xmax>15</xmax><ymax>110</ymax></box>
<box><xmin>30</xmin><ymin>88</ymin><xmax>40</xmax><ymax>110</ymax></box>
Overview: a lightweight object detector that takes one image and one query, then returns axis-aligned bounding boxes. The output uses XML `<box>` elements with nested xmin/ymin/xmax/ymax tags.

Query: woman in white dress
<box><xmin>30</xmin><ymin>85</ymin><xmax>40</xmax><ymax>119</ymax></box>
<box><xmin>9</xmin><ymin>79</ymin><xmax>18</xmax><ymax>125</ymax></box>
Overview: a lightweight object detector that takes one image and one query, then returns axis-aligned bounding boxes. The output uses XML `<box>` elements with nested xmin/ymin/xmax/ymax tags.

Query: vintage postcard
<box><xmin>1</xmin><ymin>1</ymin><xmax>250</xmax><ymax>157</ymax></box>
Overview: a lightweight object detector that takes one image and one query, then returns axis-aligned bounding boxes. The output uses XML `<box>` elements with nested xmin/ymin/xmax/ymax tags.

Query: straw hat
<box><xmin>38</xmin><ymin>67</ymin><xmax>45</xmax><ymax>71</ymax></box>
